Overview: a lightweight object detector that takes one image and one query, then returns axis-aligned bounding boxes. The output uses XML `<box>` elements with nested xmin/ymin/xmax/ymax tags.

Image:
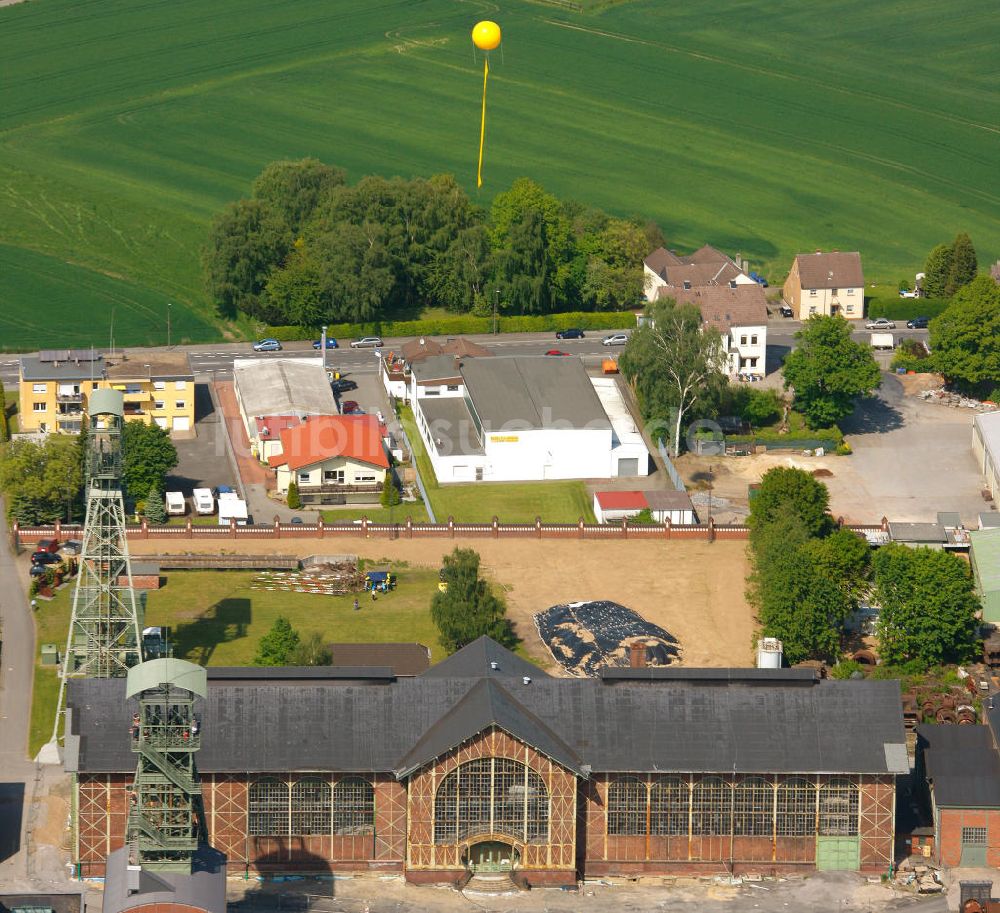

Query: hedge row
<box><xmin>726</xmin><ymin>424</ymin><xmax>843</xmax><ymax>449</ymax></box>
<box><xmin>866</xmin><ymin>297</ymin><xmax>950</xmax><ymax>320</ymax></box>
<box><xmin>264</xmin><ymin>311</ymin><xmax>636</xmax><ymax>342</ymax></box>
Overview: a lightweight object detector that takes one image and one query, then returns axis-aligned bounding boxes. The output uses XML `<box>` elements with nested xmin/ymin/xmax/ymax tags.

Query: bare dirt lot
<box><xmin>128</xmin><ymin>536</ymin><xmax>754</xmax><ymax>669</ymax></box>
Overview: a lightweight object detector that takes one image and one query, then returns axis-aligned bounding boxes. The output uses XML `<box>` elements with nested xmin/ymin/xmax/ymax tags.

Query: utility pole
<box><xmin>321</xmin><ymin>325</ymin><xmax>328</xmax><ymax>371</ymax></box>
<box><xmin>493</xmin><ymin>289</ymin><xmax>500</xmax><ymax>335</ymax></box>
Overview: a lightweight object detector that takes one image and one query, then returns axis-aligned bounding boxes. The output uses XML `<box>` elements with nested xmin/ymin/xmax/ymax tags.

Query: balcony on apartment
<box><xmin>56</xmin><ymin>392</ymin><xmax>84</xmax><ymax>404</ymax></box>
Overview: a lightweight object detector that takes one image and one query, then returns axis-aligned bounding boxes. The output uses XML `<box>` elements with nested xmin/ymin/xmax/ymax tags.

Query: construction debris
<box><xmin>250</xmin><ymin>561</ymin><xmax>365</xmax><ymax>596</ymax></box>
<box><xmin>920</xmin><ymin>387</ymin><xmax>999</xmax><ymax>413</ymax></box>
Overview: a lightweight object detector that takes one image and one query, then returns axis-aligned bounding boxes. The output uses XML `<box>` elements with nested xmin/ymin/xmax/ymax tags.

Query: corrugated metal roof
<box><xmin>971</xmin><ymin>529</ymin><xmax>1000</xmax><ymax>593</ymax></box>
<box><xmin>595</xmin><ymin>491</ymin><xmax>647</xmax><ymax>510</ymax></box>
<box><xmin>66</xmin><ymin>638</ymin><xmax>906</xmax><ymax>778</ymax></box>
<box><xmin>232</xmin><ymin>357</ymin><xmax>336</xmax><ymax>419</ymax></box>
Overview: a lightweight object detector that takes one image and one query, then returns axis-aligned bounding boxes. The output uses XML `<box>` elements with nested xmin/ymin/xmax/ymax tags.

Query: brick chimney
<box><xmin>629</xmin><ymin>641</ymin><xmax>647</xmax><ymax>669</ymax></box>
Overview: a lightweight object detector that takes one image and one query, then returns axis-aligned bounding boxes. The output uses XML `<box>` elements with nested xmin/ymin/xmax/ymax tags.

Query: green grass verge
<box><xmin>399</xmin><ymin>405</ymin><xmax>596</xmax><ymax>523</ymax></box>
<box><xmin>1</xmin><ymin>0</ymin><xmax>998</xmax><ymax>351</ymax></box>
<box><xmin>321</xmin><ymin>503</ymin><xmax>431</xmax><ymax>524</ymax></box>
<box><xmin>27</xmin><ymin>568</ymin><xmax>445</xmax><ymax>756</ymax></box>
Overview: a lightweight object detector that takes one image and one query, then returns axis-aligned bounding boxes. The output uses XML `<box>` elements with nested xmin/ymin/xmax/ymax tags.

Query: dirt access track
<box><xmin>128</xmin><ymin>537</ymin><xmax>754</xmax><ymax>670</ymax></box>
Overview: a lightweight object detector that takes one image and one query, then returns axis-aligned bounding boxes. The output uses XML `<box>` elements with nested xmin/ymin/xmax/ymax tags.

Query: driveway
<box><xmin>165</xmin><ymin>382</ymin><xmax>239</xmax><ymax>498</ymax></box>
<box><xmin>829</xmin><ymin>373</ymin><xmax>987</xmax><ymax>524</ymax></box>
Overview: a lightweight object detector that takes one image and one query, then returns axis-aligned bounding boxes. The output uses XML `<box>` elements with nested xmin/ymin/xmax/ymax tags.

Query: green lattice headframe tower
<box><xmin>86</xmin><ymin>387</ymin><xmax>124</xmax><ymax>486</ymax></box>
<box><xmin>126</xmin><ymin>658</ymin><xmax>208</xmax><ymax>873</ymax></box>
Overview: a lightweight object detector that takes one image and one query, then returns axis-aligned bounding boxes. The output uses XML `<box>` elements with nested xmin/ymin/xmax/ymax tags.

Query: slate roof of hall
<box><xmin>65</xmin><ymin>637</ymin><xmax>906</xmax><ymax>779</ymax></box>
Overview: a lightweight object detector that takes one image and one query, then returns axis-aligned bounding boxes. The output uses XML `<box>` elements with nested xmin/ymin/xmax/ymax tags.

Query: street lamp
<box><xmin>493</xmin><ymin>289</ymin><xmax>500</xmax><ymax>336</ymax></box>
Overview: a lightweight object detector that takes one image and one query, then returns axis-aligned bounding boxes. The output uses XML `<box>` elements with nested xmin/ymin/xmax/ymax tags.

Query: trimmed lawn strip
<box><xmin>399</xmin><ymin>406</ymin><xmax>595</xmax><ymax>523</ymax></box>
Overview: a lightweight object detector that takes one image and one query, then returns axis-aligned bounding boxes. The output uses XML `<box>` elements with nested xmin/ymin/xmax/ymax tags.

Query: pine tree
<box><xmin>286</xmin><ymin>479</ymin><xmax>301</xmax><ymax>509</ymax></box>
<box><xmin>144</xmin><ymin>483</ymin><xmax>167</xmax><ymax>525</ymax></box>
<box><xmin>380</xmin><ymin>475</ymin><xmax>401</xmax><ymax>508</ymax></box>
<box><xmin>944</xmin><ymin>232</ymin><xmax>977</xmax><ymax>297</ymax></box>
<box><xmin>253</xmin><ymin>616</ymin><xmax>301</xmax><ymax>666</ymax></box>
<box><xmin>922</xmin><ymin>243</ymin><xmax>953</xmax><ymax>298</ymax></box>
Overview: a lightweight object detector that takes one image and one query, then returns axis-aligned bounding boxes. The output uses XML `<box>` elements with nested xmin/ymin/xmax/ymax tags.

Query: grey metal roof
<box><xmin>67</xmin><ymin>639</ymin><xmax>906</xmax><ymax>778</ymax></box>
<box><xmin>102</xmin><ymin>845</ymin><xmax>225</xmax><ymax>913</ymax></box>
<box><xmin>888</xmin><ymin>521</ymin><xmax>947</xmax><ymax>543</ymax></box>
<box><xmin>980</xmin><ymin>512</ymin><xmax>1000</xmax><ymax>529</ymax></box>
<box><xmin>20</xmin><ymin>355</ymin><xmax>103</xmax><ymax>382</ymax></box>
<box><xmin>937</xmin><ymin>512</ymin><xmax>963</xmax><ymax>529</ymax></box>
<box><xmin>919</xmin><ymin>724</ymin><xmax>1000</xmax><ymax>808</ymax></box>
<box><xmin>232</xmin><ymin>358</ymin><xmax>336</xmax><ymax>419</ymax></box>
<box><xmin>412</xmin><ymin>355</ymin><xmax>461</xmax><ymax>383</ymax></box>
<box><xmin>460</xmin><ymin>357</ymin><xmax>610</xmax><ymax>431</ymax></box>
<box><xmin>418</xmin><ymin>397</ymin><xmax>484</xmax><ymax>455</ymax></box>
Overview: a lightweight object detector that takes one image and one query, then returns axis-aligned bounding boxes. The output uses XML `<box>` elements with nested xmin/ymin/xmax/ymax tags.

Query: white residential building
<box><xmin>410</xmin><ymin>355</ymin><xmax>651</xmax><ymax>483</ymax></box>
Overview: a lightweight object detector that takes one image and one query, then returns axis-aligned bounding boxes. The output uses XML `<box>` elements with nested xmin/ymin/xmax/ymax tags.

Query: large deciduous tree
<box><xmin>922</xmin><ymin>242</ymin><xmax>953</xmax><ymax>299</ymax></box>
<box><xmin>122</xmin><ymin>420</ymin><xmax>178</xmax><ymax>505</ymax></box>
<box><xmin>928</xmin><ymin>275</ymin><xmax>1000</xmax><ymax>394</ymax></box>
<box><xmin>748</xmin><ymin>466</ymin><xmax>832</xmax><ymax>537</ymax></box>
<box><xmin>782</xmin><ymin>315</ymin><xmax>881</xmax><ymax>428</ymax></box>
<box><xmin>202</xmin><ymin>199</ymin><xmax>292</xmax><ymax>319</ymax></box>
<box><xmin>873</xmin><ymin>544</ymin><xmax>979</xmax><ymax>667</ymax></box>
<box><xmin>251</xmin><ymin>158</ymin><xmax>345</xmax><ymax>235</ymax></box>
<box><xmin>620</xmin><ymin>298</ymin><xmax>723</xmax><ymax>455</ymax></box>
<box><xmin>0</xmin><ymin>384</ymin><xmax>8</xmax><ymax>443</ymax></box>
<box><xmin>431</xmin><ymin>548</ymin><xmax>515</xmax><ymax>654</ymax></box>
<box><xmin>0</xmin><ymin>436</ymin><xmax>83</xmax><ymax>523</ymax></box>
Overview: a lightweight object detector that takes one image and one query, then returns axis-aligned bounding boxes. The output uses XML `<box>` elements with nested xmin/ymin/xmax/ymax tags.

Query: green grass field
<box><xmin>29</xmin><ymin>567</ymin><xmax>445</xmax><ymax>756</ymax></box>
<box><xmin>2</xmin><ymin>0</ymin><xmax>998</xmax><ymax>351</ymax></box>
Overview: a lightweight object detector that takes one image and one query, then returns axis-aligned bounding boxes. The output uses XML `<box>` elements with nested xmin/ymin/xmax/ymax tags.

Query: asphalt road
<box><xmin>0</xmin><ymin>323</ymin><xmax>930</xmax><ymax>386</ymax></box>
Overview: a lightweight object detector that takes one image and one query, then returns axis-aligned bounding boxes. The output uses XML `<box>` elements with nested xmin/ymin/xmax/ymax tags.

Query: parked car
<box><xmin>312</xmin><ymin>338</ymin><xmax>339</xmax><ymax>349</ymax></box>
<box><xmin>31</xmin><ymin>551</ymin><xmax>62</xmax><ymax>565</ymax></box>
<box><xmin>555</xmin><ymin>328</ymin><xmax>584</xmax><ymax>339</ymax></box>
<box><xmin>906</xmin><ymin>316</ymin><xmax>930</xmax><ymax>329</ymax></box>
<box><xmin>778</xmin><ymin>304</ymin><xmax>794</xmax><ymax>318</ymax></box>
<box><xmin>290</xmin><ymin>517</ymin><xmax>304</xmax><ymax>525</ymax></box>
<box><xmin>35</xmin><ymin>537</ymin><xmax>60</xmax><ymax>554</ymax></box>
<box><xmin>545</xmin><ymin>349</ymin><xmax>571</xmax><ymax>356</ymax></box>
<box><xmin>602</xmin><ymin>333</ymin><xmax>629</xmax><ymax>346</ymax></box>
<box><xmin>350</xmin><ymin>336</ymin><xmax>383</xmax><ymax>348</ymax></box>
<box><xmin>214</xmin><ymin>485</ymin><xmax>235</xmax><ymax>497</ymax></box>
<box><xmin>341</xmin><ymin>400</ymin><xmax>365</xmax><ymax>415</ymax></box>
<box><xmin>62</xmin><ymin>539</ymin><xmax>82</xmax><ymax>555</ymax></box>
<box><xmin>252</xmin><ymin>338</ymin><xmax>282</xmax><ymax>352</ymax></box>
<box><xmin>30</xmin><ymin>564</ymin><xmax>51</xmax><ymax>577</ymax></box>
<box><xmin>865</xmin><ymin>318</ymin><xmax>896</xmax><ymax>330</ymax></box>
<box><xmin>331</xmin><ymin>379</ymin><xmax>358</xmax><ymax>394</ymax></box>
<box><xmin>899</xmin><ymin>289</ymin><xmax>919</xmax><ymax>299</ymax></box>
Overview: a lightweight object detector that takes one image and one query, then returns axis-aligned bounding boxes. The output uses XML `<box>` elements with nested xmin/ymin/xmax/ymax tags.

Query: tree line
<box><xmin>203</xmin><ymin>159</ymin><xmax>656</xmax><ymax>326</ymax></box>
<box><xmin>747</xmin><ymin>467</ymin><xmax>979</xmax><ymax>668</ymax></box>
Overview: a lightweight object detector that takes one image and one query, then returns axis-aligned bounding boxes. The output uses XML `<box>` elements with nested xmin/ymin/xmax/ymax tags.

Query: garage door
<box><xmin>173</xmin><ymin>416</ymin><xmax>191</xmax><ymax>432</ymax></box>
<box><xmin>960</xmin><ymin>827</ymin><xmax>988</xmax><ymax>867</ymax></box>
<box><xmin>617</xmin><ymin>458</ymin><xmax>638</xmax><ymax>477</ymax></box>
<box><xmin>816</xmin><ymin>836</ymin><xmax>860</xmax><ymax>870</ymax></box>
<box><xmin>154</xmin><ymin>417</ymin><xmax>168</xmax><ymax>430</ymax></box>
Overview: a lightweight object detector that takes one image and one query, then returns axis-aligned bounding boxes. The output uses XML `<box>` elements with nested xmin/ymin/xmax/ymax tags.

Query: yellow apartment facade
<box><xmin>18</xmin><ymin>349</ymin><xmax>195</xmax><ymax>437</ymax></box>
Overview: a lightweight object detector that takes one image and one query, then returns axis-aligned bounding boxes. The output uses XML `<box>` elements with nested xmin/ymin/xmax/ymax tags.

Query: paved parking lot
<box><xmin>165</xmin><ymin>382</ymin><xmax>238</xmax><ymax>497</ymax></box>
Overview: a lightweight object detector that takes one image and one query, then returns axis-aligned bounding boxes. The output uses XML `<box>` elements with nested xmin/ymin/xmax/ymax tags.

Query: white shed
<box><xmin>643</xmin><ymin>489</ymin><xmax>696</xmax><ymax>524</ymax></box>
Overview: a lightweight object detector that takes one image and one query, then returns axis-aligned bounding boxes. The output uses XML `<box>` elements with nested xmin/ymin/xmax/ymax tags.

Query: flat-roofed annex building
<box><xmin>66</xmin><ymin>638</ymin><xmax>907</xmax><ymax>884</ymax></box>
<box><xmin>18</xmin><ymin>350</ymin><xmax>195</xmax><ymax>437</ymax></box>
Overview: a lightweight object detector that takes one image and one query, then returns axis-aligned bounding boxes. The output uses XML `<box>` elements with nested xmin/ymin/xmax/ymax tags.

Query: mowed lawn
<box><xmin>29</xmin><ymin>567</ymin><xmax>444</xmax><ymax>756</ymax></box>
<box><xmin>399</xmin><ymin>406</ymin><xmax>596</xmax><ymax>523</ymax></box>
<box><xmin>1</xmin><ymin>0</ymin><xmax>999</xmax><ymax>349</ymax></box>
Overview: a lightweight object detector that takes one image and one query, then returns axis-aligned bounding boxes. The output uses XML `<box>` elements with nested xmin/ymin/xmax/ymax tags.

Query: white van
<box><xmin>165</xmin><ymin>491</ymin><xmax>186</xmax><ymax>516</ymax></box>
<box><xmin>192</xmin><ymin>488</ymin><xmax>215</xmax><ymax>515</ymax></box>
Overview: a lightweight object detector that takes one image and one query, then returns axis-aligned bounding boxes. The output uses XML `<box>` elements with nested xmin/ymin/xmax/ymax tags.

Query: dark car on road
<box><xmin>31</xmin><ymin>551</ymin><xmax>62</xmax><ymax>565</ymax></box>
<box><xmin>906</xmin><ymin>316</ymin><xmax>929</xmax><ymax>329</ymax></box>
<box><xmin>555</xmin><ymin>328</ymin><xmax>584</xmax><ymax>339</ymax></box>
<box><xmin>331</xmin><ymin>379</ymin><xmax>358</xmax><ymax>394</ymax></box>
<box><xmin>312</xmin><ymin>338</ymin><xmax>339</xmax><ymax>349</ymax></box>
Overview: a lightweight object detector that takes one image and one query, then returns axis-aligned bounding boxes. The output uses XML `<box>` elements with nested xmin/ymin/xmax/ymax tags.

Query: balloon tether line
<box><xmin>476</xmin><ymin>57</ymin><xmax>489</xmax><ymax>189</ymax></box>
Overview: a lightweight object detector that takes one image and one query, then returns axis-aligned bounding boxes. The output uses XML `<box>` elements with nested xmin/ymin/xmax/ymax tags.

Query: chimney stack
<box><xmin>629</xmin><ymin>641</ymin><xmax>647</xmax><ymax>669</ymax></box>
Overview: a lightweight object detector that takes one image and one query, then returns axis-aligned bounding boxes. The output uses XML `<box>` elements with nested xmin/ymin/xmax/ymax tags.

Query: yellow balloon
<box><xmin>472</xmin><ymin>20</ymin><xmax>501</xmax><ymax>51</ymax></box>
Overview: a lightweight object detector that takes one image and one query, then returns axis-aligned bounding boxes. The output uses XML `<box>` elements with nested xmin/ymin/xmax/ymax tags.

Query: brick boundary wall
<box><xmin>11</xmin><ymin>518</ymin><xmax>888</xmax><ymax>547</ymax></box>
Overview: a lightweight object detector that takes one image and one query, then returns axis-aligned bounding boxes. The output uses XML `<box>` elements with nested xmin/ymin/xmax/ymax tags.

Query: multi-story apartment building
<box><xmin>18</xmin><ymin>350</ymin><xmax>195</xmax><ymax>437</ymax></box>
<box><xmin>782</xmin><ymin>251</ymin><xmax>865</xmax><ymax>320</ymax></box>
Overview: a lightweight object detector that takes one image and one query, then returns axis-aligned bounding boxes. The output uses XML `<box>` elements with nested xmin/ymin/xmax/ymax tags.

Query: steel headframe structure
<box><xmin>54</xmin><ymin>389</ymin><xmax>143</xmax><ymax>740</ymax></box>
<box><xmin>126</xmin><ymin>658</ymin><xmax>207</xmax><ymax>872</ymax></box>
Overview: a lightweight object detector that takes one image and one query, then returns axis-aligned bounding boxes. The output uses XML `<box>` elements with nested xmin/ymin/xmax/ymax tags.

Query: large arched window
<box><xmin>433</xmin><ymin>758</ymin><xmax>549</xmax><ymax>845</ymax></box>
<box><xmin>819</xmin><ymin>778</ymin><xmax>858</xmax><ymax>836</ymax></box>
<box><xmin>332</xmin><ymin>777</ymin><xmax>375</xmax><ymax>835</ymax></box>
<box><xmin>249</xmin><ymin>778</ymin><xmax>289</xmax><ymax>836</ymax></box>
<box><xmin>777</xmin><ymin>777</ymin><xmax>815</xmax><ymax>836</ymax></box>
<box><xmin>607</xmin><ymin>777</ymin><xmax>647</xmax><ymax>836</ymax></box>
<box><xmin>650</xmin><ymin>776</ymin><xmax>689</xmax><ymax>836</ymax></box>
<box><xmin>291</xmin><ymin>778</ymin><xmax>331</xmax><ymax>835</ymax></box>
<box><xmin>691</xmin><ymin>776</ymin><xmax>730</xmax><ymax>836</ymax></box>
<box><xmin>733</xmin><ymin>777</ymin><xmax>773</xmax><ymax>836</ymax></box>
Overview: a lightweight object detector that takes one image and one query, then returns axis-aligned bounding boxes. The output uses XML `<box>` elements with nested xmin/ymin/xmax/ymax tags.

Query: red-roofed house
<box><xmin>255</xmin><ymin>415</ymin><xmax>302</xmax><ymax>465</ymax></box>
<box><xmin>271</xmin><ymin>415</ymin><xmax>389</xmax><ymax>506</ymax></box>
